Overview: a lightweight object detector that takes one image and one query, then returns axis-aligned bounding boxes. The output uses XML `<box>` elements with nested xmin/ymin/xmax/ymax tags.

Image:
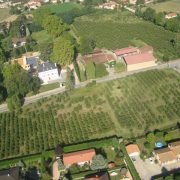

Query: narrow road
<box><xmin>0</xmin><ymin>60</ymin><xmax>179</xmax><ymax>113</ymax></box>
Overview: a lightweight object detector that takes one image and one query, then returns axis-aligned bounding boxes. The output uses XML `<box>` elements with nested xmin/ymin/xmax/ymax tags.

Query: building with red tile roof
<box><xmin>126</xmin><ymin>144</ymin><xmax>140</xmax><ymax>157</ymax></box>
<box><xmin>165</xmin><ymin>12</ymin><xmax>177</xmax><ymax>19</ymax></box>
<box><xmin>63</xmin><ymin>149</ymin><xmax>96</xmax><ymax>166</ymax></box>
<box><xmin>124</xmin><ymin>52</ymin><xmax>156</xmax><ymax>71</ymax></box>
<box><xmin>114</xmin><ymin>47</ymin><xmax>139</xmax><ymax>57</ymax></box>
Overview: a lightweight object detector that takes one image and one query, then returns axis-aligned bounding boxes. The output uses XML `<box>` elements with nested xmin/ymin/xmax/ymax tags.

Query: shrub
<box><xmin>85</xmin><ymin>61</ymin><xmax>96</xmax><ymax>79</ymax></box>
<box><xmin>114</xmin><ymin>62</ymin><xmax>126</xmax><ymax>73</ymax></box>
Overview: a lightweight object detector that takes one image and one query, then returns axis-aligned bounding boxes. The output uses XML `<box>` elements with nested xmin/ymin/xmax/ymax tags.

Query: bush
<box><xmin>80</xmin><ymin>70</ymin><xmax>87</xmax><ymax>82</ymax></box>
<box><xmin>95</xmin><ymin>64</ymin><xmax>108</xmax><ymax>78</ymax></box>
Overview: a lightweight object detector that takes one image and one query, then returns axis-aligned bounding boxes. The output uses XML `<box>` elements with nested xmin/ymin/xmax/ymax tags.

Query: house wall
<box><xmin>127</xmin><ymin>61</ymin><xmax>156</xmax><ymax>71</ymax></box>
<box><xmin>129</xmin><ymin>152</ymin><xmax>140</xmax><ymax>157</ymax></box>
<box><xmin>38</xmin><ymin>69</ymin><xmax>60</xmax><ymax>84</ymax></box>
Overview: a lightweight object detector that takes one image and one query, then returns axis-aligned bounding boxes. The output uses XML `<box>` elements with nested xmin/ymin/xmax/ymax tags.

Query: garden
<box><xmin>0</xmin><ymin>69</ymin><xmax>179</xmax><ymax>159</ymax></box>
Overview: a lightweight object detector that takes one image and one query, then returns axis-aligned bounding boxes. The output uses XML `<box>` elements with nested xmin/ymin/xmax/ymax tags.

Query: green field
<box><xmin>0</xmin><ymin>68</ymin><xmax>179</xmax><ymax>159</ymax></box>
<box><xmin>0</xmin><ymin>8</ymin><xmax>10</xmax><ymax>22</ymax></box>
<box><xmin>146</xmin><ymin>0</ymin><xmax>180</xmax><ymax>13</ymax></box>
<box><xmin>72</xmin><ymin>11</ymin><xmax>179</xmax><ymax>60</ymax></box>
<box><xmin>42</xmin><ymin>2</ymin><xmax>82</xmax><ymax>14</ymax></box>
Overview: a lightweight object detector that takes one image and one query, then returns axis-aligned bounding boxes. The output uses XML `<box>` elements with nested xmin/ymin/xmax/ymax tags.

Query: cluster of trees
<box><xmin>135</xmin><ymin>7</ymin><xmax>180</xmax><ymax>32</ymax></box>
<box><xmin>33</xmin><ymin>8</ymin><xmax>75</xmax><ymax>66</ymax></box>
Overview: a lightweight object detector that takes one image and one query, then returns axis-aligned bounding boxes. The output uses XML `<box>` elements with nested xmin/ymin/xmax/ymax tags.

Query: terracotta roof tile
<box><xmin>126</xmin><ymin>144</ymin><xmax>140</xmax><ymax>155</ymax></box>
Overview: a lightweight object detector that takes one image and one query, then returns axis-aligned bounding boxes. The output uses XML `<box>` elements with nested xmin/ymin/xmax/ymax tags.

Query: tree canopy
<box><xmin>51</xmin><ymin>37</ymin><xmax>74</xmax><ymax>66</ymax></box>
<box><xmin>42</xmin><ymin>15</ymin><xmax>68</xmax><ymax>38</ymax></box>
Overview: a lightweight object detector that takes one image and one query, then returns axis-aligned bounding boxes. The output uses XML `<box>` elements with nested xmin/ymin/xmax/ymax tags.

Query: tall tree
<box><xmin>51</xmin><ymin>37</ymin><xmax>74</xmax><ymax>66</ymax></box>
<box><xmin>3</xmin><ymin>64</ymin><xmax>31</xmax><ymax>97</ymax></box>
<box><xmin>136</xmin><ymin>0</ymin><xmax>145</xmax><ymax>5</ymax></box>
<box><xmin>90</xmin><ymin>154</ymin><xmax>107</xmax><ymax>170</ymax></box>
<box><xmin>7</xmin><ymin>94</ymin><xmax>22</xmax><ymax>112</ymax></box>
<box><xmin>79</xmin><ymin>37</ymin><xmax>95</xmax><ymax>55</ymax></box>
<box><xmin>65</xmin><ymin>67</ymin><xmax>74</xmax><ymax>91</ymax></box>
<box><xmin>165</xmin><ymin>19</ymin><xmax>180</xmax><ymax>32</ymax></box>
<box><xmin>42</xmin><ymin>15</ymin><xmax>68</xmax><ymax>38</ymax></box>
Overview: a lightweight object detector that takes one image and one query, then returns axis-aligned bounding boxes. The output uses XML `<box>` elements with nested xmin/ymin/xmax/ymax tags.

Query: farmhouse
<box><xmin>126</xmin><ymin>144</ymin><xmax>140</xmax><ymax>158</ymax></box>
<box><xmin>63</xmin><ymin>149</ymin><xmax>96</xmax><ymax>167</ymax></box>
<box><xmin>124</xmin><ymin>52</ymin><xmax>156</xmax><ymax>71</ymax></box>
<box><xmin>165</xmin><ymin>12</ymin><xmax>177</xmax><ymax>19</ymax></box>
<box><xmin>113</xmin><ymin>47</ymin><xmax>139</xmax><ymax>58</ymax></box>
<box><xmin>168</xmin><ymin>141</ymin><xmax>180</xmax><ymax>158</ymax></box>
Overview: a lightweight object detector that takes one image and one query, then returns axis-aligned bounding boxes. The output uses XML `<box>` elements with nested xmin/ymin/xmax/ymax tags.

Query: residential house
<box><xmin>129</xmin><ymin>0</ymin><xmax>154</xmax><ymax>4</ymax></box>
<box><xmin>113</xmin><ymin>47</ymin><xmax>140</xmax><ymax>59</ymax></box>
<box><xmin>37</xmin><ymin>61</ymin><xmax>60</xmax><ymax>84</ymax></box>
<box><xmin>153</xmin><ymin>140</ymin><xmax>180</xmax><ymax>165</ymax></box>
<box><xmin>0</xmin><ymin>167</ymin><xmax>20</xmax><ymax>180</ymax></box>
<box><xmin>123</xmin><ymin>52</ymin><xmax>156</xmax><ymax>71</ymax></box>
<box><xmin>126</xmin><ymin>144</ymin><xmax>140</xmax><ymax>158</ymax></box>
<box><xmin>63</xmin><ymin>149</ymin><xmax>96</xmax><ymax>167</ymax></box>
<box><xmin>168</xmin><ymin>141</ymin><xmax>180</xmax><ymax>158</ymax></box>
<box><xmin>11</xmin><ymin>53</ymin><xmax>39</xmax><ymax>71</ymax></box>
<box><xmin>26</xmin><ymin>0</ymin><xmax>41</xmax><ymax>9</ymax></box>
<box><xmin>84</xmin><ymin>172</ymin><xmax>110</xmax><ymax>180</ymax></box>
<box><xmin>154</xmin><ymin>148</ymin><xmax>177</xmax><ymax>165</ymax></box>
<box><xmin>165</xmin><ymin>12</ymin><xmax>177</xmax><ymax>19</ymax></box>
<box><xmin>51</xmin><ymin>0</ymin><xmax>58</xmax><ymax>3</ymax></box>
<box><xmin>12</xmin><ymin>37</ymin><xmax>26</xmax><ymax>48</ymax></box>
<box><xmin>98</xmin><ymin>1</ymin><xmax>118</xmax><ymax>10</ymax></box>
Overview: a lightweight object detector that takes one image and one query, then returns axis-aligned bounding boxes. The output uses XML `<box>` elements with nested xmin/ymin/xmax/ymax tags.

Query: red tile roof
<box><xmin>114</xmin><ymin>47</ymin><xmax>138</xmax><ymax>56</ymax></box>
<box><xmin>166</xmin><ymin>12</ymin><xmax>177</xmax><ymax>17</ymax></box>
<box><xmin>126</xmin><ymin>144</ymin><xmax>140</xmax><ymax>155</ymax></box>
<box><xmin>63</xmin><ymin>149</ymin><xmax>96</xmax><ymax>166</ymax></box>
<box><xmin>124</xmin><ymin>52</ymin><xmax>156</xmax><ymax>65</ymax></box>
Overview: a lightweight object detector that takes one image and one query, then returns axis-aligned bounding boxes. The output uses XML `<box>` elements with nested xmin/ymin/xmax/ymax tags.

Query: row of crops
<box><xmin>0</xmin><ymin>69</ymin><xmax>179</xmax><ymax>159</ymax></box>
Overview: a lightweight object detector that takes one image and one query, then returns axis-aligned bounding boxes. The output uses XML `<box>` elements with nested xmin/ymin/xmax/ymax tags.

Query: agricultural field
<box><xmin>42</xmin><ymin>2</ymin><xmax>82</xmax><ymax>14</ymax></box>
<box><xmin>72</xmin><ymin>11</ymin><xmax>179</xmax><ymax>60</ymax></box>
<box><xmin>145</xmin><ymin>0</ymin><xmax>180</xmax><ymax>13</ymax></box>
<box><xmin>0</xmin><ymin>69</ymin><xmax>179</xmax><ymax>159</ymax></box>
<box><xmin>0</xmin><ymin>8</ymin><xmax>11</xmax><ymax>22</ymax></box>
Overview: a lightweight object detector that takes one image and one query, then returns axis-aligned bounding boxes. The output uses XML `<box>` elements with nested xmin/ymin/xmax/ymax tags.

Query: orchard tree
<box><xmin>42</xmin><ymin>15</ymin><xmax>68</xmax><ymax>38</ymax></box>
<box><xmin>90</xmin><ymin>154</ymin><xmax>107</xmax><ymax>170</ymax></box>
<box><xmin>51</xmin><ymin>37</ymin><xmax>74</xmax><ymax>66</ymax></box>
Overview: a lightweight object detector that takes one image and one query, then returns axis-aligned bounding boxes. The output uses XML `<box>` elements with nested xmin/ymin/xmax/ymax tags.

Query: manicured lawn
<box><xmin>0</xmin><ymin>69</ymin><xmax>179</xmax><ymax>159</ymax></box>
<box><xmin>0</xmin><ymin>8</ymin><xmax>11</xmax><ymax>22</ymax></box>
<box><xmin>43</xmin><ymin>3</ymin><xmax>82</xmax><ymax>14</ymax></box>
<box><xmin>73</xmin><ymin>11</ymin><xmax>179</xmax><ymax>60</ymax></box>
<box><xmin>39</xmin><ymin>82</ymin><xmax>60</xmax><ymax>93</ymax></box>
<box><xmin>146</xmin><ymin>0</ymin><xmax>180</xmax><ymax>13</ymax></box>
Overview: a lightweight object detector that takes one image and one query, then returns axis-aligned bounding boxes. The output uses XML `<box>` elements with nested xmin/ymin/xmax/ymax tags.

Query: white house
<box><xmin>37</xmin><ymin>61</ymin><xmax>60</xmax><ymax>84</ymax></box>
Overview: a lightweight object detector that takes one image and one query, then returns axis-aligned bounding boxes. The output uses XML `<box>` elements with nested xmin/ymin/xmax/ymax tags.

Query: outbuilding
<box><xmin>126</xmin><ymin>144</ymin><xmax>140</xmax><ymax>158</ymax></box>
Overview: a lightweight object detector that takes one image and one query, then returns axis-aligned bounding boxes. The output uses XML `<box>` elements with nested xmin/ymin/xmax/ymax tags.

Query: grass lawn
<box><xmin>73</xmin><ymin>11</ymin><xmax>179</xmax><ymax>60</ymax></box>
<box><xmin>145</xmin><ymin>0</ymin><xmax>180</xmax><ymax>13</ymax></box>
<box><xmin>39</xmin><ymin>82</ymin><xmax>60</xmax><ymax>93</ymax></box>
<box><xmin>31</xmin><ymin>30</ymin><xmax>53</xmax><ymax>45</ymax></box>
<box><xmin>0</xmin><ymin>69</ymin><xmax>179</xmax><ymax>159</ymax></box>
<box><xmin>42</xmin><ymin>2</ymin><xmax>82</xmax><ymax>14</ymax></box>
<box><xmin>0</xmin><ymin>8</ymin><xmax>11</xmax><ymax>22</ymax></box>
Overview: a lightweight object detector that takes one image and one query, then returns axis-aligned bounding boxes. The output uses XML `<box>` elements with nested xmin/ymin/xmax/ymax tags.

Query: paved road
<box><xmin>0</xmin><ymin>60</ymin><xmax>179</xmax><ymax>113</ymax></box>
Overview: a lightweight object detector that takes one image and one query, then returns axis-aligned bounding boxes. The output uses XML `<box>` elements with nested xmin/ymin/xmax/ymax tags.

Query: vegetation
<box><xmin>73</xmin><ymin>11</ymin><xmax>180</xmax><ymax>60</ymax></box>
<box><xmin>95</xmin><ymin>64</ymin><xmax>108</xmax><ymax>78</ymax></box>
<box><xmin>144</xmin><ymin>0</ymin><xmax>180</xmax><ymax>13</ymax></box>
<box><xmin>0</xmin><ymin>8</ymin><xmax>11</xmax><ymax>22</ymax></box>
<box><xmin>114</xmin><ymin>62</ymin><xmax>126</xmax><ymax>73</ymax></box>
<box><xmin>0</xmin><ymin>69</ymin><xmax>179</xmax><ymax>159</ymax></box>
<box><xmin>90</xmin><ymin>154</ymin><xmax>107</xmax><ymax>170</ymax></box>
